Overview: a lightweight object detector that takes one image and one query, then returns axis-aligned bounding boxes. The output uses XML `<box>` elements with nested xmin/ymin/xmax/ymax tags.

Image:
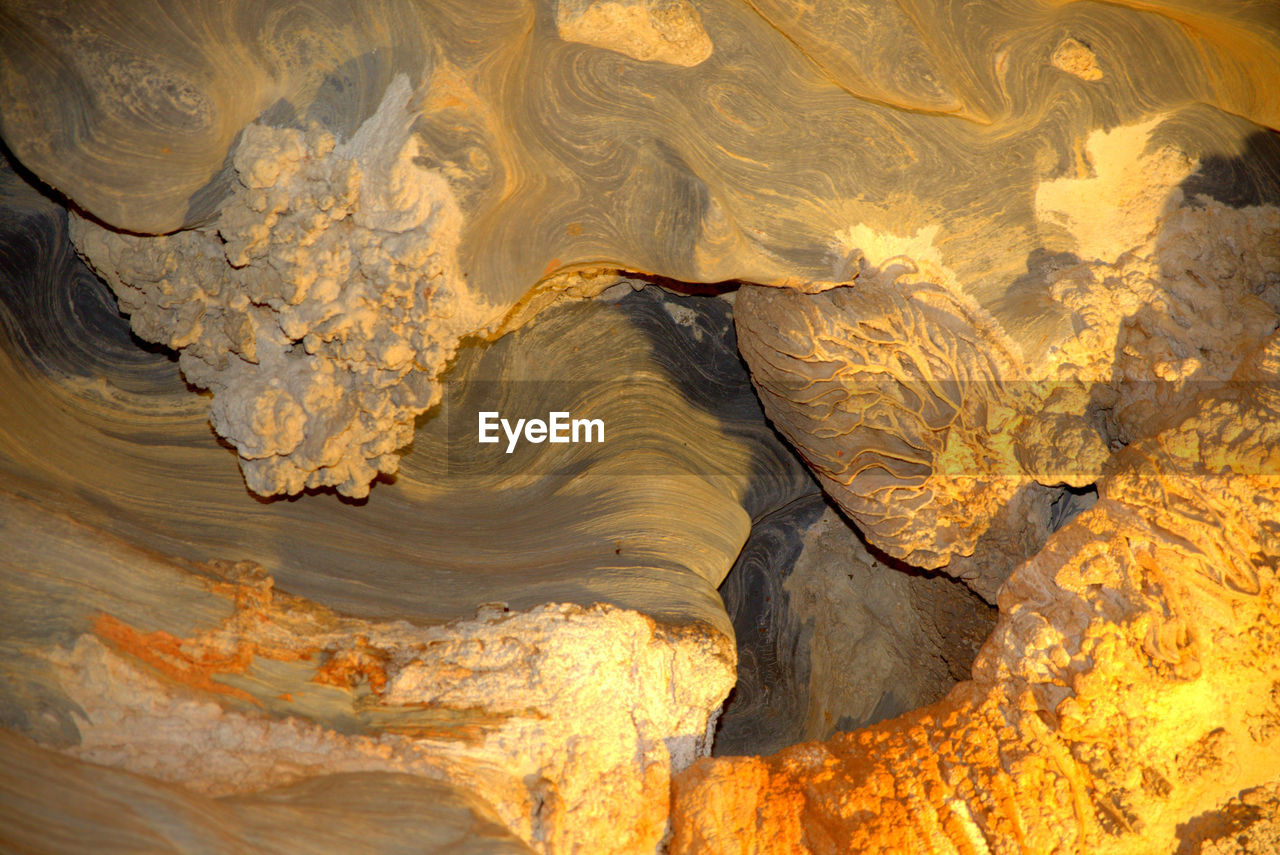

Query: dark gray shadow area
<box><xmin>713</xmin><ymin>494</ymin><xmax>825</xmax><ymax>756</ymax></box>
<box><xmin>712</xmin><ymin>493</ymin><xmax>998</xmax><ymax>756</ymax></box>
<box><xmin>1179</xmin><ymin>129</ymin><xmax>1280</xmax><ymax>209</ymax></box>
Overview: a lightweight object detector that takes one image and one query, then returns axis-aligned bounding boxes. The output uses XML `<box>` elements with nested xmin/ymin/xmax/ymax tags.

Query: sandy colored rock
<box><xmin>1</xmin><ymin>491</ymin><xmax>735</xmax><ymax>854</ymax></box>
<box><xmin>1051</xmin><ymin>37</ymin><xmax>1103</xmax><ymax>81</ymax></box>
<box><xmin>1184</xmin><ymin>781</ymin><xmax>1280</xmax><ymax>855</ymax></box>
<box><xmin>8</xmin><ymin>1</ymin><xmax>1278</xmax><ymax>505</ymax></box>
<box><xmin>671</xmin><ymin>330</ymin><xmax>1280</xmax><ymax>854</ymax></box>
<box><xmin>0</xmin><ymin>731</ymin><xmax>537</xmax><ymax>855</ymax></box>
<box><xmin>71</xmin><ymin>77</ymin><xmax>499</xmax><ymax>497</ymax></box>
<box><xmin>1044</xmin><ymin>198</ymin><xmax>1280</xmax><ymax>443</ymax></box>
<box><xmin>734</xmin><ymin>248</ymin><xmax>1107</xmax><ymax>593</ymax></box>
<box><xmin>1</xmin><ymin>2</ymin><xmax>1279</xmax><ymax>852</ymax></box>
<box><xmin>556</xmin><ymin>0</ymin><xmax>713</xmax><ymax>67</ymax></box>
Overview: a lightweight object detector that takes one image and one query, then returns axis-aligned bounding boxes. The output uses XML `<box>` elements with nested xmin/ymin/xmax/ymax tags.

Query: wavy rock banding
<box><xmin>1</xmin><ymin>0</ymin><xmax>1280</xmax><ymax>852</ymax></box>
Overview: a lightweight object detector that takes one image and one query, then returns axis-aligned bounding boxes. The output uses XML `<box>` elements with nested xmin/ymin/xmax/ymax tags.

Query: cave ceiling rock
<box><xmin>0</xmin><ymin>0</ymin><xmax>439</xmax><ymax>234</ymax></box>
<box><xmin>733</xmin><ymin>109</ymin><xmax>1280</xmax><ymax>597</ymax></box>
<box><xmin>1028</xmin><ymin>110</ymin><xmax>1280</xmax><ymax>444</ymax></box>
<box><xmin>1</xmin><ymin>166</ymin><xmax>819</xmax><ymax>848</ymax></box>
<box><xmin>70</xmin><ymin>75</ymin><xmax>502</xmax><ymax>498</ymax></box>
<box><xmin>0</xmin><ymin>0</ymin><xmax>1279</xmax><ymax>850</ymax></box>
<box><xmin>555</xmin><ymin>0</ymin><xmax>714</xmax><ymax>67</ymax></box>
<box><xmin>733</xmin><ymin>226</ymin><xmax>1109</xmax><ymax>597</ymax></box>
<box><xmin>6</xmin><ymin>0</ymin><xmax>1280</xmax><ymax>505</ymax></box>
<box><xmin>1033</xmin><ymin>116</ymin><xmax>1200</xmax><ymax>267</ymax></box>
<box><xmin>0</xmin><ymin>171</ymin><xmax>811</xmax><ymax>637</ymax></box>
<box><xmin>1042</xmin><ymin>197</ymin><xmax>1280</xmax><ymax>444</ymax></box>
<box><xmin>671</xmin><ymin>327</ymin><xmax>1280</xmax><ymax>854</ymax></box>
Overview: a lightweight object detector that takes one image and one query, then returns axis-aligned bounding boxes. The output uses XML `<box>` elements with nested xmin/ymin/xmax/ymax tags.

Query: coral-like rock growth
<box><xmin>1045</xmin><ymin>199</ymin><xmax>1280</xmax><ymax>444</ymax></box>
<box><xmin>734</xmin><ymin>259</ymin><xmax>1106</xmax><ymax>586</ymax></box>
<box><xmin>70</xmin><ymin>76</ymin><xmax>496</xmax><ymax>497</ymax></box>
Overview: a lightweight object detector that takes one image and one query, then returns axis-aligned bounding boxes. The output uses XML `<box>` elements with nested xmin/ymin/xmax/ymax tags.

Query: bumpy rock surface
<box><xmin>671</xmin><ymin>330</ymin><xmax>1280</xmax><ymax>853</ymax></box>
<box><xmin>555</xmin><ymin>0</ymin><xmax>713</xmax><ymax>66</ymax></box>
<box><xmin>1</xmin><ymin>492</ymin><xmax>733</xmax><ymax>853</ymax></box>
<box><xmin>0</xmin><ymin>165</ymin><xmax>822</xmax><ymax>852</ymax></box>
<box><xmin>1044</xmin><ymin>198</ymin><xmax>1280</xmax><ymax>445</ymax></box>
<box><xmin>734</xmin><ymin>114</ymin><xmax>1280</xmax><ymax>601</ymax></box>
<box><xmin>7</xmin><ymin>0</ymin><xmax>1279</xmax><ymax>500</ymax></box>
<box><xmin>71</xmin><ymin>77</ymin><xmax>498</xmax><ymax>497</ymax></box>
<box><xmin>3</xmin><ymin>0</ymin><xmax>1280</xmax><ymax>852</ymax></box>
<box><xmin>735</xmin><ymin>266</ymin><xmax>1105</xmax><ymax>596</ymax></box>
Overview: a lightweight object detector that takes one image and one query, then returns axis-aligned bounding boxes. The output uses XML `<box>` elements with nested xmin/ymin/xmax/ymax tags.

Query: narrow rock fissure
<box><xmin>713</xmin><ymin>494</ymin><xmax>998</xmax><ymax>757</ymax></box>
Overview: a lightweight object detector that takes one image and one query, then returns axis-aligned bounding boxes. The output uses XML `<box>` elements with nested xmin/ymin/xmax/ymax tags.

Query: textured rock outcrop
<box><xmin>7</xmin><ymin>0</ymin><xmax>1279</xmax><ymax>504</ymax></box>
<box><xmin>734</xmin><ymin>114</ymin><xmax>1280</xmax><ymax>601</ymax></box>
<box><xmin>1</xmin><ymin>490</ymin><xmax>735</xmax><ymax>854</ymax></box>
<box><xmin>1</xmin><ymin>170</ymin><xmax>821</xmax><ymax>852</ymax></box>
<box><xmin>3</xmin><ymin>1</ymin><xmax>1280</xmax><ymax>851</ymax></box>
<box><xmin>734</xmin><ymin>265</ymin><xmax>1106</xmax><ymax>595</ymax></box>
<box><xmin>671</xmin><ymin>330</ymin><xmax>1280</xmax><ymax>854</ymax></box>
<box><xmin>1183</xmin><ymin>782</ymin><xmax>1280</xmax><ymax>855</ymax></box>
<box><xmin>555</xmin><ymin>0</ymin><xmax>713</xmax><ymax>67</ymax></box>
<box><xmin>1043</xmin><ymin>198</ymin><xmax>1280</xmax><ymax>444</ymax></box>
<box><xmin>70</xmin><ymin>77</ymin><xmax>498</xmax><ymax>497</ymax></box>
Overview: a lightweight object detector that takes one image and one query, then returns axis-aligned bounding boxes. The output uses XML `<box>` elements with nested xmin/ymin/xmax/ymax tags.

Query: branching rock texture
<box><xmin>2</xmin><ymin>0</ymin><xmax>1280</xmax><ymax>853</ymax></box>
<box><xmin>735</xmin><ymin>269</ymin><xmax>1107</xmax><ymax>599</ymax></box>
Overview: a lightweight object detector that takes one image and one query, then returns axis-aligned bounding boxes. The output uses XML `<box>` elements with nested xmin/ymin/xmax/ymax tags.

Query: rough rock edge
<box><xmin>555</xmin><ymin>0</ymin><xmax>713</xmax><ymax>67</ymax></box>
<box><xmin>42</xmin><ymin>561</ymin><xmax>734</xmax><ymax>854</ymax></box>
<box><xmin>670</xmin><ymin>327</ymin><xmax>1280</xmax><ymax>854</ymax></box>
<box><xmin>70</xmin><ymin>75</ymin><xmax>498</xmax><ymax>498</ymax></box>
<box><xmin>734</xmin><ymin>262</ymin><xmax>1106</xmax><ymax>591</ymax></box>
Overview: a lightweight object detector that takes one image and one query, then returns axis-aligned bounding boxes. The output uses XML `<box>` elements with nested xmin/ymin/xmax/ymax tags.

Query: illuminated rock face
<box><xmin>2</xmin><ymin>0</ymin><xmax>1280</xmax><ymax>853</ymax></box>
<box><xmin>672</xmin><ymin>333</ymin><xmax>1280</xmax><ymax>853</ymax></box>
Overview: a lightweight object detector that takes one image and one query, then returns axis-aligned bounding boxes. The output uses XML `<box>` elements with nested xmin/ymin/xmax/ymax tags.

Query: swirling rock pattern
<box><xmin>0</xmin><ymin>732</ymin><xmax>538</xmax><ymax>855</ymax></box>
<box><xmin>0</xmin><ymin>0</ymin><xmax>434</xmax><ymax>233</ymax></box>
<box><xmin>5</xmin><ymin>0</ymin><xmax>1280</xmax><ymax>497</ymax></box>
<box><xmin>0</xmin><ymin>166</ymin><xmax>817</xmax><ymax>852</ymax></box>
<box><xmin>2</xmin><ymin>0</ymin><xmax>1280</xmax><ymax>852</ymax></box>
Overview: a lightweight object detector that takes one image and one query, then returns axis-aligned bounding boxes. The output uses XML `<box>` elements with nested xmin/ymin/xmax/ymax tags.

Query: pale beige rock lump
<box><xmin>42</xmin><ymin>579</ymin><xmax>734</xmax><ymax>854</ymax></box>
<box><xmin>1045</xmin><ymin>199</ymin><xmax>1280</xmax><ymax>443</ymax></box>
<box><xmin>555</xmin><ymin>0</ymin><xmax>713</xmax><ymax>67</ymax></box>
<box><xmin>70</xmin><ymin>76</ymin><xmax>498</xmax><ymax>497</ymax></box>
